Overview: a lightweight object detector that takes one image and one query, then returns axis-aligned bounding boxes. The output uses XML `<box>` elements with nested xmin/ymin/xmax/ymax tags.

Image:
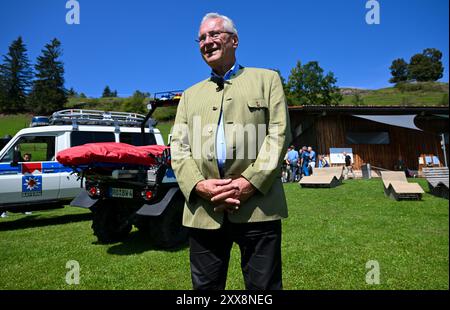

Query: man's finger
<box><xmin>224</xmin><ymin>198</ymin><xmax>240</xmax><ymax>206</ymax></box>
<box><xmin>210</xmin><ymin>183</ymin><xmax>239</xmax><ymax>196</ymax></box>
<box><xmin>210</xmin><ymin>188</ymin><xmax>238</xmax><ymax>202</ymax></box>
<box><xmin>211</xmin><ymin>178</ymin><xmax>232</xmax><ymax>186</ymax></box>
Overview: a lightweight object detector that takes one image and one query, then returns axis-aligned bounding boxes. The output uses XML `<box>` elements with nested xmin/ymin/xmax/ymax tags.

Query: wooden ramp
<box><xmin>422</xmin><ymin>167</ymin><xmax>449</xmax><ymax>200</ymax></box>
<box><xmin>299</xmin><ymin>167</ymin><xmax>343</xmax><ymax>188</ymax></box>
<box><xmin>381</xmin><ymin>171</ymin><xmax>424</xmax><ymax>201</ymax></box>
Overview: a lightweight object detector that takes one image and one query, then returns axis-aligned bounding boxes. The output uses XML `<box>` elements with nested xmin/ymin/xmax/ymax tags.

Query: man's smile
<box><xmin>204</xmin><ymin>47</ymin><xmax>219</xmax><ymax>56</ymax></box>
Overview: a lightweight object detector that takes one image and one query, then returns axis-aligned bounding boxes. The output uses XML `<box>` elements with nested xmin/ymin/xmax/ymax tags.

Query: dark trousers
<box><xmin>188</xmin><ymin>218</ymin><xmax>282</xmax><ymax>290</ymax></box>
<box><xmin>289</xmin><ymin>164</ymin><xmax>298</xmax><ymax>182</ymax></box>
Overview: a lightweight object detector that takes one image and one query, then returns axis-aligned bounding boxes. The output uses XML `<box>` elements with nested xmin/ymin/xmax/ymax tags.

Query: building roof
<box><xmin>288</xmin><ymin>105</ymin><xmax>449</xmax><ymax>115</ymax></box>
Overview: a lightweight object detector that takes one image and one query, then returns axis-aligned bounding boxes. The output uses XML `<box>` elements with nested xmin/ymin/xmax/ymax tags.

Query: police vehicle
<box><xmin>0</xmin><ymin>109</ymin><xmax>169</xmax><ymax>214</ymax></box>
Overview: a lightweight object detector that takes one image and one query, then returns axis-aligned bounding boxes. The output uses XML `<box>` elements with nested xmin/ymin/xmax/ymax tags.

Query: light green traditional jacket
<box><xmin>171</xmin><ymin>67</ymin><xmax>291</xmax><ymax>229</ymax></box>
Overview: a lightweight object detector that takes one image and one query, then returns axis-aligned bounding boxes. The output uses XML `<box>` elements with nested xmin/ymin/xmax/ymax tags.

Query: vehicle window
<box><xmin>0</xmin><ymin>135</ymin><xmax>56</xmax><ymax>162</ymax></box>
<box><xmin>71</xmin><ymin>131</ymin><xmax>115</xmax><ymax>147</ymax></box>
<box><xmin>120</xmin><ymin>133</ymin><xmax>156</xmax><ymax>146</ymax></box>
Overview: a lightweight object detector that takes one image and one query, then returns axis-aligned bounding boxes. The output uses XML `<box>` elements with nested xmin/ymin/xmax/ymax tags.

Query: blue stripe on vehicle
<box><xmin>0</xmin><ymin>162</ymin><xmax>72</xmax><ymax>175</ymax></box>
<box><xmin>42</xmin><ymin>162</ymin><xmax>72</xmax><ymax>173</ymax></box>
<box><xmin>0</xmin><ymin>163</ymin><xmax>20</xmax><ymax>175</ymax></box>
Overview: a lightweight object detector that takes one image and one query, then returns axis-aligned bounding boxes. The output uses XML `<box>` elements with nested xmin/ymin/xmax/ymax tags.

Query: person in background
<box><xmin>307</xmin><ymin>146</ymin><xmax>316</xmax><ymax>175</ymax></box>
<box><xmin>22</xmin><ymin>153</ymin><xmax>32</xmax><ymax>162</ymax></box>
<box><xmin>318</xmin><ymin>154</ymin><xmax>330</xmax><ymax>168</ymax></box>
<box><xmin>281</xmin><ymin>147</ymin><xmax>289</xmax><ymax>183</ymax></box>
<box><xmin>286</xmin><ymin>145</ymin><xmax>299</xmax><ymax>182</ymax></box>
<box><xmin>343</xmin><ymin>152</ymin><xmax>355</xmax><ymax>179</ymax></box>
<box><xmin>301</xmin><ymin>146</ymin><xmax>310</xmax><ymax>177</ymax></box>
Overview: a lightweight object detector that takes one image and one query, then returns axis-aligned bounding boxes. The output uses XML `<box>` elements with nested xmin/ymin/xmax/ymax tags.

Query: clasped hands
<box><xmin>195</xmin><ymin>177</ymin><xmax>255</xmax><ymax>214</ymax></box>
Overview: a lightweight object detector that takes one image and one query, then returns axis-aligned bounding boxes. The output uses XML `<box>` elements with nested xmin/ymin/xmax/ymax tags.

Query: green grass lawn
<box><xmin>0</xmin><ymin>178</ymin><xmax>448</xmax><ymax>290</ymax></box>
<box><xmin>155</xmin><ymin>122</ymin><xmax>173</xmax><ymax>145</ymax></box>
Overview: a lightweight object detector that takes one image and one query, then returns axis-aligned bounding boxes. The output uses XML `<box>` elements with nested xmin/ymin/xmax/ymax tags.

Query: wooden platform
<box><xmin>381</xmin><ymin>171</ymin><xmax>424</xmax><ymax>201</ymax></box>
<box><xmin>422</xmin><ymin>167</ymin><xmax>449</xmax><ymax>200</ymax></box>
<box><xmin>299</xmin><ymin>167</ymin><xmax>343</xmax><ymax>188</ymax></box>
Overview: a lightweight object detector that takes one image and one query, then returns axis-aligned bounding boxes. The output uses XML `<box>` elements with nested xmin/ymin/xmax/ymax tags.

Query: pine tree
<box><xmin>67</xmin><ymin>87</ymin><xmax>78</xmax><ymax>97</ymax></box>
<box><xmin>102</xmin><ymin>86</ymin><xmax>112</xmax><ymax>97</ymax></box>
<box><xmin>389</xmin><ymin>58</ymin><xmax>409</xmax><ymax>84</ymax></box>
<box><xmin>0</xmin><ymin>36</ymin><xmax>33</xmax><ymax>113</ymax></box>
<box><xmin>28</xmin><ymin>39</ymin><xmax>67</xmax><ymax>114</ymax></box>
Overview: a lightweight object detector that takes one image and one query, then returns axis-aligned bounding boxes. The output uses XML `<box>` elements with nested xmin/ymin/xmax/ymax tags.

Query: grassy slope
<box><xmin>0</xmin><ymin>114</ymin><xmax>32</xmax><ymax>137</ymax></box>
<box><xmin>340</xmin><ymin>83</ymin><xmax>449</xmax><ymax>106</ymax></box>
<box><xmin>0</xmin><ymin>178</ymin><xmax>448</xmax><ymax>290</ymax></box>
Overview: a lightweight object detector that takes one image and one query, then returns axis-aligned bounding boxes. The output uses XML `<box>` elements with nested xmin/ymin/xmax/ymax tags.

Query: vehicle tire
<box><xmin>149</xmin><ymin>191</ymin><xmax>188</xmax><ymax>249</ymax></box>
<box><xmin>91</xmin><ymin>200</ymin><xmax>132</xmax><ymax>243</ymax></box>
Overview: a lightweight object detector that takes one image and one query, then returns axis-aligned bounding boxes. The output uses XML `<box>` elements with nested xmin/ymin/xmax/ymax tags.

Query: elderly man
<box><xmin>171</xmin><ymin>13</ymin><xmax>291</xmax><ymax>290</ymax></box>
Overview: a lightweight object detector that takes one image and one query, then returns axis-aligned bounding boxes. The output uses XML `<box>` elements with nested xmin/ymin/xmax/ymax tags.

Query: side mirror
<box><xmin>11</xmin><ymin>145</ymin><xmax>21</xmax><ymax>167</ymax></box>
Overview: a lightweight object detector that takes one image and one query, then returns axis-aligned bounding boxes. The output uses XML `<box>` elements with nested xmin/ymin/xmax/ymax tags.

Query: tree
<box><xmin>286</xmin><ymin>61</ymin><xmax>342</xmax><ymax>106</ymax></box>
<box><xmin>102</xmin><ymin>86</ymin><xmax>112</xmax><ymax>98</ymax></box>
<box><xmin>408</xmin><ymin>48</ymin><xmax>444</xmax><ymax>82</ymax></box>
<box><xmin>67</xmin><ymin>87</ymin><xmax>78</xmax><ymax>97</ymax></box>
<box><xmin>111</xmin><ymin>89</ymin><xmax>118</xmax><ymax>97</ymax></box>
<box><xmin>123</xmin><ymin>90</ymin><xmax>147</xmax><ymax>114</ymax></box>
<box><xmin>351</xmin><ymin>93</ymin><xmax>365</xmax><ymax>106</ymax></box>
<box><xmin>28</xmin><ymin>38</ymin><xmax>67</xmax><ymax>114</ymax></box>
<box><xmin>0</xmin><ymin>36</ymin><xmax>33</xmax><ymax>113</ymax></box>
<box><xmin>389</xmin><ymin>58</ymin><xmax>409</xmax><ymax>84</ymax></box>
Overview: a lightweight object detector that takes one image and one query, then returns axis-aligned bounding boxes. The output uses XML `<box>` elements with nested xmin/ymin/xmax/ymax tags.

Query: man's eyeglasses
<box><xmin>196</xmin><ymin>31</ymin><xmax>234</xmax><ymax>44</ymax></box>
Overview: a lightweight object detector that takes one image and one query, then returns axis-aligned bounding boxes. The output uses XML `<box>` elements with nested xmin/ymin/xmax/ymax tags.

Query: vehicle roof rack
<box><xmin>49</xmin><ymin>109</ymin><xmax>147</xmax><ymax>130</ymax></box>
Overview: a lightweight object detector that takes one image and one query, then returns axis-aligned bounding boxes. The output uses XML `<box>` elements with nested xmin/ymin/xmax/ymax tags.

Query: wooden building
<box><xmin>288</xmin><ymin>106</ymin><xmax>449</xmax><ymax>171</ymax></box>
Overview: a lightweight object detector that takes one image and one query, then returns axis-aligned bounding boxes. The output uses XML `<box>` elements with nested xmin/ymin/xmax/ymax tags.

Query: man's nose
<box><xmin>203</xmin><ymin>34</ymin><xmax>214</xmax><ymax>45</ymax></box>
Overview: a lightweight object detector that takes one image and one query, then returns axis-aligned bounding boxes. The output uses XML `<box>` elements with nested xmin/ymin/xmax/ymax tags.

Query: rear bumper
<box><xmin>69</xmin><ymin>186</ymin><xmax>182</xmax><ymax>217</ymax></box>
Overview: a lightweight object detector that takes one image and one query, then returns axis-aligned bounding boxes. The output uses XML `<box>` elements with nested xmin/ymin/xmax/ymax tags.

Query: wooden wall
<box><xmin>312</xmin><ymin>114</ymin><xmax>446</xmax><ymax>170</ymax></box>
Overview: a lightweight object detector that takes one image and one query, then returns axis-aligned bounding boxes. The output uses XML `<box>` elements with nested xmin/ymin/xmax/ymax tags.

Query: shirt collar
<box><xmin>211</xmin><ymin>61</ymin><xmax>240</xmax><ymax>81</ymax></box>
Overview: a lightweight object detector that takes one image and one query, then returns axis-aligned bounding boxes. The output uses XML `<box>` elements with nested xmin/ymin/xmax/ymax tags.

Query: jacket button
<box><xmin>207</xmin><ymin>153</ymin><xmax>214</xmax><ymax>161</ymax></box>
<box><xmin>212</xmin><ymin>106</ymin><xmax>218</xmax><ymax>111</ymax></box>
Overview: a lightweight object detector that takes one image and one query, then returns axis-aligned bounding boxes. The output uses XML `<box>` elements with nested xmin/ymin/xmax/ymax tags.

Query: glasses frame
<box><xmin>195</xmin><ymin>31</ymin><xmax>235</xmax><ymax>44</ymax></box>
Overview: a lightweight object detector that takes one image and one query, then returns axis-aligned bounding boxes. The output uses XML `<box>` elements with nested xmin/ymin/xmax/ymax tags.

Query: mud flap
<box><xmin>70</xmin><ymin>190</ymin><xmax>99</xmax><ymax>209</ymax></box>
<box><xmin>136</xmin><ymin>187</ymin><xmax>181</xmax><ymax>216</ymax></box>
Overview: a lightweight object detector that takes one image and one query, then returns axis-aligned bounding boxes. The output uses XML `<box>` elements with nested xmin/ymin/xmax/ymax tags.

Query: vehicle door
<box><xmin>0</xmin><ymin>135</ymin><xmax>58</xmax><ymax>205</ymax></box>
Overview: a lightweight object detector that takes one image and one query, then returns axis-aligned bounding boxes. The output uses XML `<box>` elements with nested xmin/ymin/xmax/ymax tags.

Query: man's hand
<box><xmin>195</xmin><ymin>179</ymin><xmax>239</xmax><ymax>205</ymax></box>
<box><xmin>211</xmin><ymin>177</ymin><xmax>255</xmax><ymax>206</ymax></box>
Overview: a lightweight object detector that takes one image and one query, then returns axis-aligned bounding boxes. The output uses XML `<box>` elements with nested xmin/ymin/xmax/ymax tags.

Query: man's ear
<box><xmin>232</xmin><ymin>35</ymin><xmax>239</xmax><ymax>49</ymax></box>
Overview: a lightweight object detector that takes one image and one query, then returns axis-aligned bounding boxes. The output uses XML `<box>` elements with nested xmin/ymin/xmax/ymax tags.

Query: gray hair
<box><xmin>199</xmin><ymin>12</ymin><xmax>238</xmax><ymax>36</ymax></box>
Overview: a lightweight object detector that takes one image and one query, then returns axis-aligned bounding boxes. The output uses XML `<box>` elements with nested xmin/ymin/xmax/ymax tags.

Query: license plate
<box><xmin>110</xmin><ymin>187</ymin><xmax>133</xmax><ymax>198</ymax></box>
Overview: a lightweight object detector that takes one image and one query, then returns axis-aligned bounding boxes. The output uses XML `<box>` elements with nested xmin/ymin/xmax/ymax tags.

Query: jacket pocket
<box><xmin>247</xmin><ymin>98</ymin><xmax>268</xmax><ymax>110</ymax></box>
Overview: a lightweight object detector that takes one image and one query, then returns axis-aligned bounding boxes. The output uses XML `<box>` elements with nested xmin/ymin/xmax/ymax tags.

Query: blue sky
<box><xmin>0</xmin><ymin>0</ymin><xmax>448</xmax><ymax>97</ymax></box>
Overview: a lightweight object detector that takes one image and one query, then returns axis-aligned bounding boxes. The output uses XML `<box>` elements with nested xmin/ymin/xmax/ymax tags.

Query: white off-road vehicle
<box><xmin>0</xmin><ymin>109</ymin><xmax>168</xmax><ymax>213</ymax></box>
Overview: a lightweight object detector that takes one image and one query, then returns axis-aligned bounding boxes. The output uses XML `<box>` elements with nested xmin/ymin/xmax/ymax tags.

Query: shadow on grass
<box><xmin>106</xmin><ymin>230</ymin><xmax>188</xmax><ymax>255</ymax></box>
<box><xmin>0</xmin><ymin>212</ymin><xmax>92</xmax><ymax>231</ymax></box>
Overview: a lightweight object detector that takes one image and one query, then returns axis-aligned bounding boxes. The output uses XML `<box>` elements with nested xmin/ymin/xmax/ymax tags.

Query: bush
<box><xmin>151</xmin><ymin>106</ymin><xmax>178</xmax><ymax>122</ymax></box>
<box><xmin>396</xmin><ymin>81</ymin><xmax>445</xmax><ymax>93</ymax></box>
